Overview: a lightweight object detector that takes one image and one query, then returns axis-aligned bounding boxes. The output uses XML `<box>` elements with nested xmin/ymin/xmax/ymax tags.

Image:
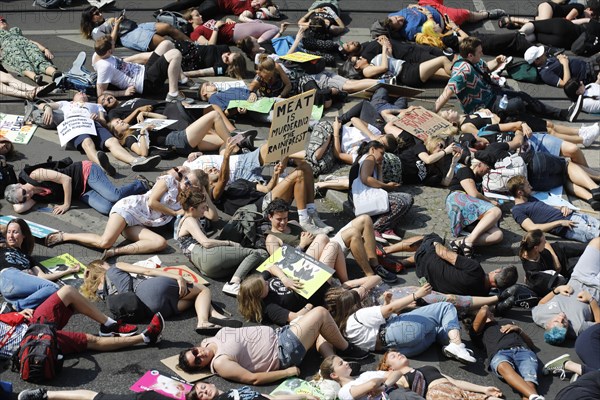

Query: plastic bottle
<box><xmin>499</xmin><ymin>94</ymin><xmax>509</xmax><ymax>110</ymax></box>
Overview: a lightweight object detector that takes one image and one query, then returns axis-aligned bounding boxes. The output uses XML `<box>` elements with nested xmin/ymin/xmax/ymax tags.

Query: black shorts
<box><xmin>143</xmin><ymin>52</ymin><xmax>170</xmax><ymax>93</ymax></box>
<box><xmin>71</xmin><ymin>122</ymin><xmax>114</xmax><ymax>151</ymax></box>
<box><xmin>398</xmin><ymin>63</ymin><xmax>421</xmax><ymax>87</ymax></box>
<box><xmin>165</xmin><ymin>130</ymin><xmax>193</xmax><ymax>155</ymax></box>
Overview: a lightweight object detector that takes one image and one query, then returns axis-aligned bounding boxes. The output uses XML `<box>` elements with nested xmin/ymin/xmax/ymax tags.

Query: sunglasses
<box><xmin>19</xmin><ymin>188</ymin><xmax>27</xmax><ymax>204</ymax></box>
<box><xmin>190</xmin><ymin>348</ymin><xmax>203</xmax><ymax>365</ymax></box>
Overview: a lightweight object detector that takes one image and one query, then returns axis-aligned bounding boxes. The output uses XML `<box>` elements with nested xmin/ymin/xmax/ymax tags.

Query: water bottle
<box><xmin>499</xmin><ymin>94</ymin><xmax>509</xmax><ymax>111</ymax></box>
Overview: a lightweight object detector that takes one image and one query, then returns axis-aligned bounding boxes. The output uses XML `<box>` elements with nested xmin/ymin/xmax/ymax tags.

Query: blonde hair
<box><xmin>424</xmin><ymin>136</ymin><xmax>445</xmax><ymax>154</ymax></box>
<box><xmin>80</xmin><ymin>259</ymin><xmax>107</xmax><ymax>302</ymax></box>
<box><xmin>257</xmin><ymin>54</ymin><xmax>276</xmax><ymax>75</ymax></box>
<box><xmin>415</xmin><ymin>20</ymin><xmax>444</xmax><ymax>49</ymax></box>
<box><xmin>237</xmin><ymin>274</ymin><xmax>265</xmax><ymax>322</ymax></box>
<box><xmin>316</xmin><ymin>355</ymin><xmax>338</xmax><ymax>382</ymax></box>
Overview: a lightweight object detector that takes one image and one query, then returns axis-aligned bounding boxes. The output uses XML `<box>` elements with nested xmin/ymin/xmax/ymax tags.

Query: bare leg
<box><xmin>315</xmin><ymin>178</ymin><xmax>350</xmax><ymax>191</ymax></box>
<box><xmin>60</xmin><ymin>214</ymin><xmax>126</xmax><ymax>249</ymax></box>
<box><xmin>464</xmin><ymin>207</ymin><xmax>504</xmax><ymax>247</ymax></box>
<box><xmin>566</xmin><ymin>162</ymin><xmax>599</xmax><ymax>197</ymax></box>
<box><xmin>176</xmin><ymin>284</ymin><xmax>212</xmax><ymax>327</ymax></box>
<box><xmin>342</xmin><ymin>79</ymin><xmax>380</xmax><ymax>93</ymax></box>
<box><xmin>115</xmin><ymin>226</ymin><xmax>168</xmax><ymax>257</ymax></box>
<box><xmin>383</xmin><ymin>235</ymin><xmax>424</xmax><ymax>254</ymax></box>
<box><xmin>418</xmin><ymin>57</ymin><xmax>452</xmax><ymax>82</ymax></box>
<box><xmin>85</xmin><ymin>332</ymin><xmax>144</xmax><ymax>351</ymax></box>
<box><xmin>45</xmin><ymin>390</ymin><xmax>99</xmax><ymax>400</ymax></box>
<box><xmin>564</xmin><ymin>360</ymin><xmax>584</xmax><ymax>376</ymax></box>
<box><xmin>497</xmin><ymin>362</ymin><xmax>539</xmax><ymax>399</ymax></box>
<box><xmin>186</xmin><ymin>110</ymin><xmax>232</xmax><ymax>149</ymax></box>
<box><xmin>104</xmin><ymin>137</ymin><xmax>137</xmax><ymax>164</ymax></box>
<box><xmin>289</xmin><ymin>306</ymin><xmax>349</xmax><ymax>351</ymax></box>
<box><xmin>163</xmin><ymin>48</ymin><xmax>183</xmax><ymax>94</ymax></box>
<box><xmin>519</xmin><ymin>23</ymin><xmax>537</xmax><ymax>43</ymax></box>
<box><xmin>560</xmin><ymin>141</ymin><xmax>588</xmax><ymax>166</ymax></box>
<box><xmin>536</xmin><ymin>2</ymin><xmax>555</xmax><ymax>20</ymax></box>
<box><xmin>81</xmin><ymin>138</ymin><xmax>102</xmax><ymax>165</ymax></box>
<box><xmin>467</xmin><ymin>11</ymin><xmax>491</xmax><ymax>23</ymax></box>
<box><xmin>56</xmin><ymin>286</ymin><xmax>108</xmax><ymax>324</ymax></box>
<box><xmin>44</xmin><ymin>65</ymin><xmax>58</xmax><ymax>77</ymax></box>
<box><xmin>154</xmin><ymin>22</ymin><xmax>193</xmax><ymax>43</ymax></box>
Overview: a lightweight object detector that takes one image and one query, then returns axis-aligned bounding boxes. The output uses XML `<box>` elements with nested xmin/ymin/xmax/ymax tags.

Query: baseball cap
<box><xmin>524</xmin><ymin>45</ymin><xmax>545</xmax><ymax>64</ymax></box>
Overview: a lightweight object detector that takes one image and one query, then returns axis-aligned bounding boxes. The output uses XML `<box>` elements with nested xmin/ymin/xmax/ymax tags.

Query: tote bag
<box><xmin>351</xmin><ymin>156</ymin><xmax>389</xmax><ymax>216</ymax></box>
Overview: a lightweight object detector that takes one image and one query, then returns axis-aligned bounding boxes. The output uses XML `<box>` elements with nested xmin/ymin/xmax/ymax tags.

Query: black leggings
<box><xmin>162</xmin><ymin>0</ymin><xmax>220</xmax><ymax>19</ymax></box>
<box><xmin>339</xmin><ymin>100</ymin><xmax>383</xmax><ymax>131</ymax></box>
<box><xmin>477</xmin><ymin>32</ymin><xmax>531</xmax><ymax>57</ymax></box>
<box><xmin>532</xmin><ymin>18</ymin><xmax>584</xmax><ymax>49</ymax></box>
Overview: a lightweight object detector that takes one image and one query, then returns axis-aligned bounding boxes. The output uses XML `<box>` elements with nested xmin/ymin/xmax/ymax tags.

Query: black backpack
<box><xmin>218</xmin><ymin>204</ymin><xmax>266</xmax><ymax>249</ymax></box>
<box><xmin>153</xmin><ymin>10</ymin><xmax>193</xmax><ymax>36</ymax></box>
<box><xmin>12</xmin><ymin>323</ymin><xmax>63</xmax><ymax>382</ymax></box>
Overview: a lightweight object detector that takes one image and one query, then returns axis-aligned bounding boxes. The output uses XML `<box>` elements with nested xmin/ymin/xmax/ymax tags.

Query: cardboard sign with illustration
<box><xmin>41</xmin><ymin>253</ymin><xmax>86</xmax><ymax>282</ymax></box>
<box><xmin>393</xmin><ymin>106</ymin><xmax>453</xmax><ymax>142</ymax></box>
<box><xmin>265</xmin><ymin>90</ymin><xmax>315</xmax><ymax>163</ymax></box>
<box><xmin>130</xmin><ymin>370</ymin><xmax>192</xmax><ymax>400</ymax></box>
<box><xmin>0</xmin><ymin>113</ymin><xmax>37</xmax><ymax>144</ymax></box>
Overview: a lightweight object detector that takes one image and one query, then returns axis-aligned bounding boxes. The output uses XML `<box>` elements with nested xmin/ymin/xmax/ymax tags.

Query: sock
<box><xmin>298</xmin><ymin>209</ymin><xmax>309</xmax><ymax>220</ymax></box>
<box><xmin>142</xmin><ymin>331</ymin><xmax>150</xmax><ymax>343</ymax></box>
<box><xmin>168</xmin><ymin>91</ymin><xmax>179</xmax><ymax>97</ymax></box>
<box><xmin>104</xmin><ymin>317</ymin><xmax>117</xmax><ymax>326</ymax></box>
<box><xmin>179</xmin><ymin>76</ymin><xmax>189</xmax><ymax>84</ymax></box>
<box><xmin>306</xmin><ymin>203</ymin><xmax>317</xmax><ymax>213</ymax></box>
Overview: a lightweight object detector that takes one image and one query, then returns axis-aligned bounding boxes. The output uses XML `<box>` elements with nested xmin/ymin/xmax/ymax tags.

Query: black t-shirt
<box><xmin>29</xmin><ymin>161</ymin><xmax>85</xmax><ymax>204</ymax></box>
<box><xmin>447</xmin><ymin>165</ymin><xmax>480</xmax><ymax>192</ymax></box>
<box><xmin>0</xmin><ymin>247</ymin><xmax>35</xmax><ymax>272</ymax></box>
<box><xmin>261</xmin><ymin>270</ymin><xmax>307</xmax><ymax>325</ymax></box>
<box><xmin>214</xmin><ymin>179</ymin><xmax>265</xmax><ymax>215</ymax></box>
<box><xmin>481</xmin><ymin>319</ymin><xmax>528</xmax><ymax>360</ymax></box>
<box><xmin>107</xmin><ymin>99</ymin><xmax>164</xmax><ymax>121</ymax></box>
<box><xmin>360</xmin><ymin>40</ymin><xmax>383</xmax><ymax>62</ymax></box>
<box><xmin>521</xmin><ymin>248</ymin><xmax>561</xmax><ymax>296</ymax></box>
<box><xmin>399</xmin><ymin>142</ymin><xmax>446</xmax><ymax>186</ymax></box>
<box><xmin>477</xmin><ymin>124</ymin><xmax>515</xmax><ymax>144</ymax></box>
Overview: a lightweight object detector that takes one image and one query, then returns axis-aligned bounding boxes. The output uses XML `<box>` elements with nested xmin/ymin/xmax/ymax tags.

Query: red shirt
<box><xmin>218</xmin><ymin>0</ymin><xmax>253</xmax><ymax>16</ymax></box>
<box><xmin>190</xmin><ymin>20</ymin><xmax>235</xmax><ymax>43</ymax></box>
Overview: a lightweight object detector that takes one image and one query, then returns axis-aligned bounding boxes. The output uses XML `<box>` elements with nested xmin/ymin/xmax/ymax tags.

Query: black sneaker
<box><xmin>498</xmin><ymin>284</ymin><xmax>519</xmax><ymax>301</ymax></box>
<box><xmin>18</xmin><ymin>389</ymin><xmax>48</xmax><ymax>400</ymax></box>
<box><xmin>337</xmin><ymin>342</ymin><xmax>370</xmax><ymax>361</ymax></box>
<box><xmin>142</xmin><ymin>312</ymin><xmax>165</xmax><ymax>345</ymax></box>
<box><xmin>97</xmin><ymin>150</ymin><xmax>116</xmax><ymax>177</ymax></box>
<box><xmin>135</xmin><ymin>174</ymin><xmax>154</xmax><ymax>190</ymax></box>
<box><xmin>374</xmin><ymin>264</ymin><xmax>398</xmax><ymax>284</ymax></box>
<box><xmin>494</xmin><ymin>296</ymin><xmax>514</xmax><ymax>317</ymax></box>
<box><xmin>567</xmin><ymin>95</ymin><xmax>583</xmax><ymax>122</ymax></box>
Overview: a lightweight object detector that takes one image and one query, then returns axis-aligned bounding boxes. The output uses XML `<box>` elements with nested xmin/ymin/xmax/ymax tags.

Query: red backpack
<box><xmin>12</xmin><ymin>323</ymin><xmax>63</xmax><ymax>382</ymax></box>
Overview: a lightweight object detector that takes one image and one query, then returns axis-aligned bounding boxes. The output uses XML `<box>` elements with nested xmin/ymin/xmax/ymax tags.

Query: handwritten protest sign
<box><xmin>265</xmin><ymin>90</ymin><xmax>315</xmax><ymax>163</ymax></box>
<box><xmin>131</xmin><ymin>119</ymin><xmax>178</xmax><ymax>130</ymax></box>
<box><xmin>257</xmin><ymin>245</ymin><xmax>334</xmax><ymax>299</ymax></box>
<box><xmin>393</xmin><ymin>106</ymin><xmax>453</xmax><ymax>142</ymax></box>
<box><xmin>57</xmin><ymin>116</ymin><xmax>96</xmax><ymax>147</ymax></box>
<box><xmin>279</xmin><ymin>52</ymin><xmax>322</xmax><ymax>63</ymax></box>
<box><xmin>0</xmin><ymin>113</ymin><xmax>37</xmax><ymax>144</ymax></box>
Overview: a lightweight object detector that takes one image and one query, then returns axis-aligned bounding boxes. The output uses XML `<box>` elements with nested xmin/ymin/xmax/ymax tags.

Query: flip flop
<box><xmin>35</xmin><ymin>82</ymin><xmax>57</xmax><ymax>98</ymax></box>
<box><xmin>45</xmin><ymin>231</ymin><xmax>64</xmax><ymax>247</ymax></box>
<box><xmin>195</xmin><ymin>324</ymin><xmax>222</xmax><ymax>336</ymax></box>
<box><xmin>208</xmin><ymin>316</ymin><xmax>242</xmax><ymax>328</ymax></box>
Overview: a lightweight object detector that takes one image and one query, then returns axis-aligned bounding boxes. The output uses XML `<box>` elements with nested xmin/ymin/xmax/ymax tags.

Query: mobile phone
<box><xmin>119</xmin><ymin>9</ymin><xmax>126</xmax><ymax>18</ymax></box>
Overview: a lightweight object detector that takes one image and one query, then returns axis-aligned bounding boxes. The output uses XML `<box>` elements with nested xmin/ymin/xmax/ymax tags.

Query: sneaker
<box><xmin>373</xmin><ymin>231</ymin><xmax>390</xmax><ymax>245</ymax></box>
<box><xmin>579</xmin><ymin>123</ymin><xmax>600</xmax><ymax>147</ymax></box>
<box><xmin>381</xmin><ymin>229</ymin><xmax>402</xmax><ymax>242</ymax></box>
<box><xmin>223</xmin><ymin>281</ymin><xmax>241</xmax><ymax>297</ymax></box>
<box><xmin>300</xmin><ymin>219</ymin><xmax>330</xmax><ymax>235</ymax></box>
<box><xmin>528</xmin><ymin>395</ymin><xmax>545</xmax><ymax>400</ymax></box>
<box><xmin>443</xmin><ymin>342</ymin><xmax>476</xmax><ymax>363</ymax></box>
<box><xmin>308</xmin><ymin>210</ymin><xmax>334</xmax><ymax>233</ymax></box>
<box><xmin>131</xmin><ymin>155</ymin><xmax>161</xmax><ymax>172</ymax></box>
<box><xmin>18</xmin><ymin>389</ymin><xmax>48</xmax><ymax>400</ymax></box>
<box><xmin>378</xmin><ymin>256</ymin><xmax>405</xmax><ymax>274</ymax></box>
<box><xmin>97</xmin><ymin>150</ymin><xmax>116</xmax><ymax>177</ymax></box>
<box><xmin>142</xmin><ymin>312</ymin><xmax>164</xmax><ymax>345</ymax></box>
<box><xmin>498</xmin><ymin>284</ymin><xmax>520</xmax><ymax>301</ymax></box>
<box><xmin>570</xmin><ymin>373</ymin><xmax>579</xmax><ymax>383</ymax></box>
<box><xmin>99</xmin><ymin>320</ymin><xmax>138</xmax><ymax>337</ymax></box>
<box><xmin>373</xmin><ymin>264</ymin><xmax>398</xmax><ymax>284</ymax></box>
<box><xmin>337</xmin><ymin>342</ymin><xmax>370</xmax><ymax>361</ymax></box>
<box><xmin>487</xmin><ymin>9</ymin><xmax>507</xmax><ymax>19</ymax></box>
<box><xmin>567</xmin><ymin>95</ymin><xmax>583</xmax><ymax>122</ymax></box>
<box><xmin>543</xmin><ymin>354</ymin><xmax>570</xmax><ymax>380</ymax></box>
<box><xmin>135</xmin><ymin>174</ymin><xmax>154</xmax><ymax>191</ymax></box>
<box><xmin>165</xmin><ymin>91</ymin><xmax>186</xmax><ymax>103</ymax></box>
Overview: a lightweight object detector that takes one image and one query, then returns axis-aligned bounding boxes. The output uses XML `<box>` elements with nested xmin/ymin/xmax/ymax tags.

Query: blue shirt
<box><xmin>389</xmin><ymin>7</ymin><xmax>442</xmax><ymax>41</ymax></box>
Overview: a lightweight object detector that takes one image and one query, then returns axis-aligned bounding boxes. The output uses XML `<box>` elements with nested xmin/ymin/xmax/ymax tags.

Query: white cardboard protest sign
<box><xmin>265</xmin><ymin>90</ymin><xmax>315</xmax><ymax>163</ymax></box>
<box><xmin>57</xmin><ymin>117</ymin><xmax>96</xmax><ymax>147</ymax></box>
<box><xmin>393</xmin><ymin>106</ymin><xmax>453</xmax><ymax>142</ymax></box>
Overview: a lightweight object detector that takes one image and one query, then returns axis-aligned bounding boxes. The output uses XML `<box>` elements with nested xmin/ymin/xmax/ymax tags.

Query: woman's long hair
<box><xmin>519</xmin><ymin>229</ymin><xmax>544</xmax><ymax>259</ymax></box>
<box><xmin>415</xmin><ymin>20</ymin><xmax>444</xmax><ymax>49</ymax></box>
<box><xmin>353</xmin><ymin>140</ymin><xmax>385</xmax><ymax>166</ymax></box>
<box><xmin>108</xmin><ymin>121</ymin><xmax>136</xmax><ymax>146</ymax></box>
<box><xmin>81</xmin><ymin>6</ymin><xmax>101</xmax><ymax>39</ymax></box>
<box><xmin>237</xmin><ymin>274</ymin><xmax>265</xmax><ymax>322</ymax></box>
<box><xmin>227</xmin><ymin>52</ymin><xmax>247</xmax><ymax>79</ymax></box>
<box><xmin>324</xmin><ymin>287</ymin><xmax>362</xmax><ymax>333</ymax></box>
<box><xmin>7</xmin><ymin>218</ymin><xmax>34</xmax><ymax>255</ymax></box>
<box><xmin>80</xmin><ymin>259</ymin><xmax>107</xmax><ymax>302</ymax></box>
<box><xmin>177</xmin><ymin>185</ymin><xmax>207</xmax><ymax>211</ymax></box>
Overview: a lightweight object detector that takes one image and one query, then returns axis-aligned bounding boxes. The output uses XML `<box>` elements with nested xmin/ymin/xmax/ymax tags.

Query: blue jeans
<box><xmin>383</xmin><ymin>302</ymin><xmax>461</xmax><ymax>357</ymax></box>
<box><xmin>490</xmin><ymin>347</ymin><xmax>539</xmax><ymax>385</ymax></box>
<box><xmin>80</xmin><ymin>164</ymin><xmax>147</xmax><ymax>215</ymax></box>
<box><xmin>565</xmin><ymin>212</ymin><xmax>600</xmax><ymax>243</ymax></box>
<box><xmin>0</xmin><ymin>268</ymin><xmax>59</xmax><ymax>311</ymax></box>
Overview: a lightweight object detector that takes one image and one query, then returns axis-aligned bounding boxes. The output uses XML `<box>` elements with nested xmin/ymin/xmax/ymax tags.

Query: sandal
<box><xmin>35</xmin><ymin>82</ymin><xmax>57</xmax><ymax>98</ymax></box>
<box><xmin>449</xmin><ymin>239</ymin><xmax>462</xmax><ymax>254</ymax></box>
<box><xmin>208</xmin><ymin>316</ymin><xmax>242</xmax><ymax>328</ymax></box>
<box><xmin>101</xmin><ymin>248</ymin><xmax>115</xmax><ymax>261</ymax></box>
<box><xmin>498</xmin><ymin>15</ymin><xmax>519</xmax><ymax>30</ymax></box>
<box><xmin>45</xmin><ymin>231</ymin><xmax>64</xmax><ymax>247</ymax></box>
<box><xmin>459</xmin><ymin>241</ymin><xmax>474</xmax><ymax>258</ymax></box>
<box><xmin>195</xmin><ymin>323</ymin><xmax>222</xmax><ymax>336</ymax></box>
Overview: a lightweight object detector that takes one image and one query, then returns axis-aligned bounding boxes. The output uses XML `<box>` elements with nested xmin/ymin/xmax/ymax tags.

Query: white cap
<box><xmin>524</xmin><ymin>45</ymin><xmax>545</xmax><ymax>64</ymax></box>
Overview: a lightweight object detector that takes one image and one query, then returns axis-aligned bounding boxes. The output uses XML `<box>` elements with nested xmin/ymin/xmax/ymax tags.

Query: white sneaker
<box><xmin>222</xmin><ymin>282</ymin><xmax>240</xmax><ymax>296</ymax></box>
<box><xmin>579</xmin><ymin>123</ymin><xmax>600</xmax><ymax>147</ymax></box>
<box><xmin>443</xmin><ymin>342</ymin><xmax>476</xmax><ymax>363</ymax></box>
<box><xmin>308</xmin><ymin>210</ymin><xmax>334</xmax><ymax>233</ymax></box>
<box><xmin>300</xmin><ymin>218</ymin><xmax>330</xmax><ymax>235</ymax></box>
<box><xmin>528</xmin><ymin>395</ymin><xmax>545</xmax><ymax>400</ymax></box>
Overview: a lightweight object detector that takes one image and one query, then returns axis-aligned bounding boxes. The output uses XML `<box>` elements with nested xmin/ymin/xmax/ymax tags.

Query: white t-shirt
<box><xmin>57</xmin><ymin>101</ymin><xmax>105</xmax><ymax>119</ymax></box>
<box><xmin>583</xmin><ymin>83</ymin><xmax>600</xmax><ymax>114</ymax></box>
<box><xmin>184</xmin><ymin>154</ymin><xmax>238</xmax><ymax>181</ymax></box>
<box><xmin>345</xmin><ymin>306</ymin><xmax>386</xmax><ymax>351</ymax></box>
<box><xmin>371</xmin><ymin>54</ymin><xmax>405</xmax><ymax>77</ymax></box>
<box><xmin>341</xmin><ymin>124</ymin><xmax>382</xmax><ymax>162</ymax></box>
<box><xmin>338</xmin><ymin>371</ymin><xmax>387</xmax><ymax>400</ymax></box>
<box><xmin>93</xmin><ymin>55</ymin><xmax>145</xmax><ymax>94</ymax></box>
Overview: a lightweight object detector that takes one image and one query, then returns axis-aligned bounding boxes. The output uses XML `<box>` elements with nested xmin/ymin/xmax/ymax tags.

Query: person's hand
<box><xmin>499</xmin><ymin>324</ymin><xmax>521</xmax><ymax>334</ymax></box>
<box><xmin>67</xmin><ymin>263</ymin><xmax>81</xmax><ymax>274</ymax></box>
<box><xmin>299</xmin><ymin>231</ymin><xmax>315</xmax><ymax>248</ymax></box>
<box><xmin>176</xmin><ymin>276</ymin><xmax>189</xmax><ymax>298</ymax></box>
<box><xmin>557</xmin><ymin>54</ymin><xmax>569</xmax><ymax>64</ymax></box>
<box><xmin>125</xmin><ymin>86</ymin><xmax>136</xmax><ymax>96</ymax></box>
<box><xmin>559</xmin><ymin>219</ymin><xmax>576</xmax><ymax>229</ymax></box>
<box><xmin>385</xmin><ymin>182</ymin><xmax>401</xmax><ymax>190</ymax></box>
<box><xmin>495</xmin><ymin>55</ymin><xmax>507</xmax><ymax>64</ymax></box>
<box><xmin>247</xmin><ymin>92</ymin><xmax>258</xmax><ymax>103</ymax></box>
<box><xmin>556</xmin><ymin>284</ymin><xmax>574</xmax><ymax>296</ymax></box>
<box><xmin>415</xmin><ymin>282</ymin><xmax>432</xmax><ymax>299</ymax></box>
<box><xmin>215</xmin><ymin>20</ymin><xmax>225</xmax><ymax>29</ymax></box>
<box><xmin>44</xmin><ymin>49</ymin><xmax>54</xmax><ymax>60</ymax></box>
<box><xmin>19</xmin><ymin>309</ymin><xmax>34</xmax><ymax>320</ymax></box>
<box><xmin>187</xmin><ymin>152</ymin><xmax>203</xmax><ymax>162</ymax></box>
<box><xmin>273</xmin><ymin>162</ymin><xmax>284</xmax><ymax>176</ymax></box>
<box><xmin>237</xmin><ymin>107</ymin><xmax>247</xmax><ymax>114</ymax></box>
<box><xmin>53</xmin><ymin>203</ymin><xmax>70</xmax><ymax>215</ymax></box>
<box><xmin>115</xmin><ymin>14</ymin><xmax>124</xmax><ymax>25</ymax></box>
<box><xmin>43</xmin><ymin>106</ymin><xmax>53</xmax><ymax>126</ymax></box>
<box><xmin>383</xmin><ymin>291</ymin><xmax>393</xmax><ymax>305</ymax></box>
<box><xmin>229</xmin><ymin>241</ymin><xmax>241</xmax><ymax>248</ymax></box>
<box><xmin>286</xmin><ymin>366</ymin><xmax>300</xmax><ymax>377</ymax></box>
<box><xmin>489</xmin><ymin>199</ymin><xmax>499</xmax><ymax>206</ymax></box>
<box><xmin>137</xmin><ymin>105</ymin><xmax>153</xmax><ymax>113</ymax></box>
<box><xmin>485</xmin><ymin>387</ymin><xmax>503</xmax><ymax>398</ymax></box>
<box><xmin>224</xmin><ymin>137</ymin><xmax>237</xmax><ymax>157</ymax></box>
<box><xmin>281</xmin><ymin>275</ymin><xmax>303</xmax><ymax>291</ymax></box>
<box><xmin>279</xmin><ymin>21</ymin><xmax>289</xmax><ymax>32</ymax></box>
<box><xmin>577</xmin><ymin>290</ymin><xmax>593</xmax><ymax>303</ymax></box>
<box><xmin>451</xmin><ymin>150</ymin><xmax>461</xmax><ymax>163</ymax></box>
<box><xmin>333</xmin><ymin>116</ymin><xmax>342</xmax><ymax>133</ymax></box>
<box><xmin>560</xmin><ymin>206</ymin><xmax>573</xmax><ymax>217</ymax></box>
<box><xmin>521</xmin><ymin>122</ymin><xmax>533</xmax><ymax>138</ymax></box>
<box><xmin>136</xmin><ymin>112</ymin><xmax>147</xmax><ymax>123</ymax></box>
<box><xmin>444</xmin><ymin>143</ymin><xmax>458</xmax><ymax>154</ymax></box>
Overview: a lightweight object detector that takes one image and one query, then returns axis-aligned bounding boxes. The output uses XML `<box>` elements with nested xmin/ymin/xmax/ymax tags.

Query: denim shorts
<box><xmin>529</xmin><ymin>133</ymin><xmax>562</xmax><ymax>157</ymax></box>
<box><xmin>120</xmin><ymin>22</ymin><xmax>156</xmax><ymax>52</ymax></box>
<box><xmin>276</xmin><ymin>325</ymin><xmax>306</xmax><ymax>368</ymax></box>
<box><xmin>490</xmin><ymin>347</ymin><xmax>539</xmax><ymax>385</ymax></box>
<box><xmin>165</xmin><ymin>130</ymin><xmax>193</xmax><ymax>155</ymax></box>
<box><xmin>565</xmin><ymin>212</ymin><xmax>600</xmax><ymax>243</ymax></box>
